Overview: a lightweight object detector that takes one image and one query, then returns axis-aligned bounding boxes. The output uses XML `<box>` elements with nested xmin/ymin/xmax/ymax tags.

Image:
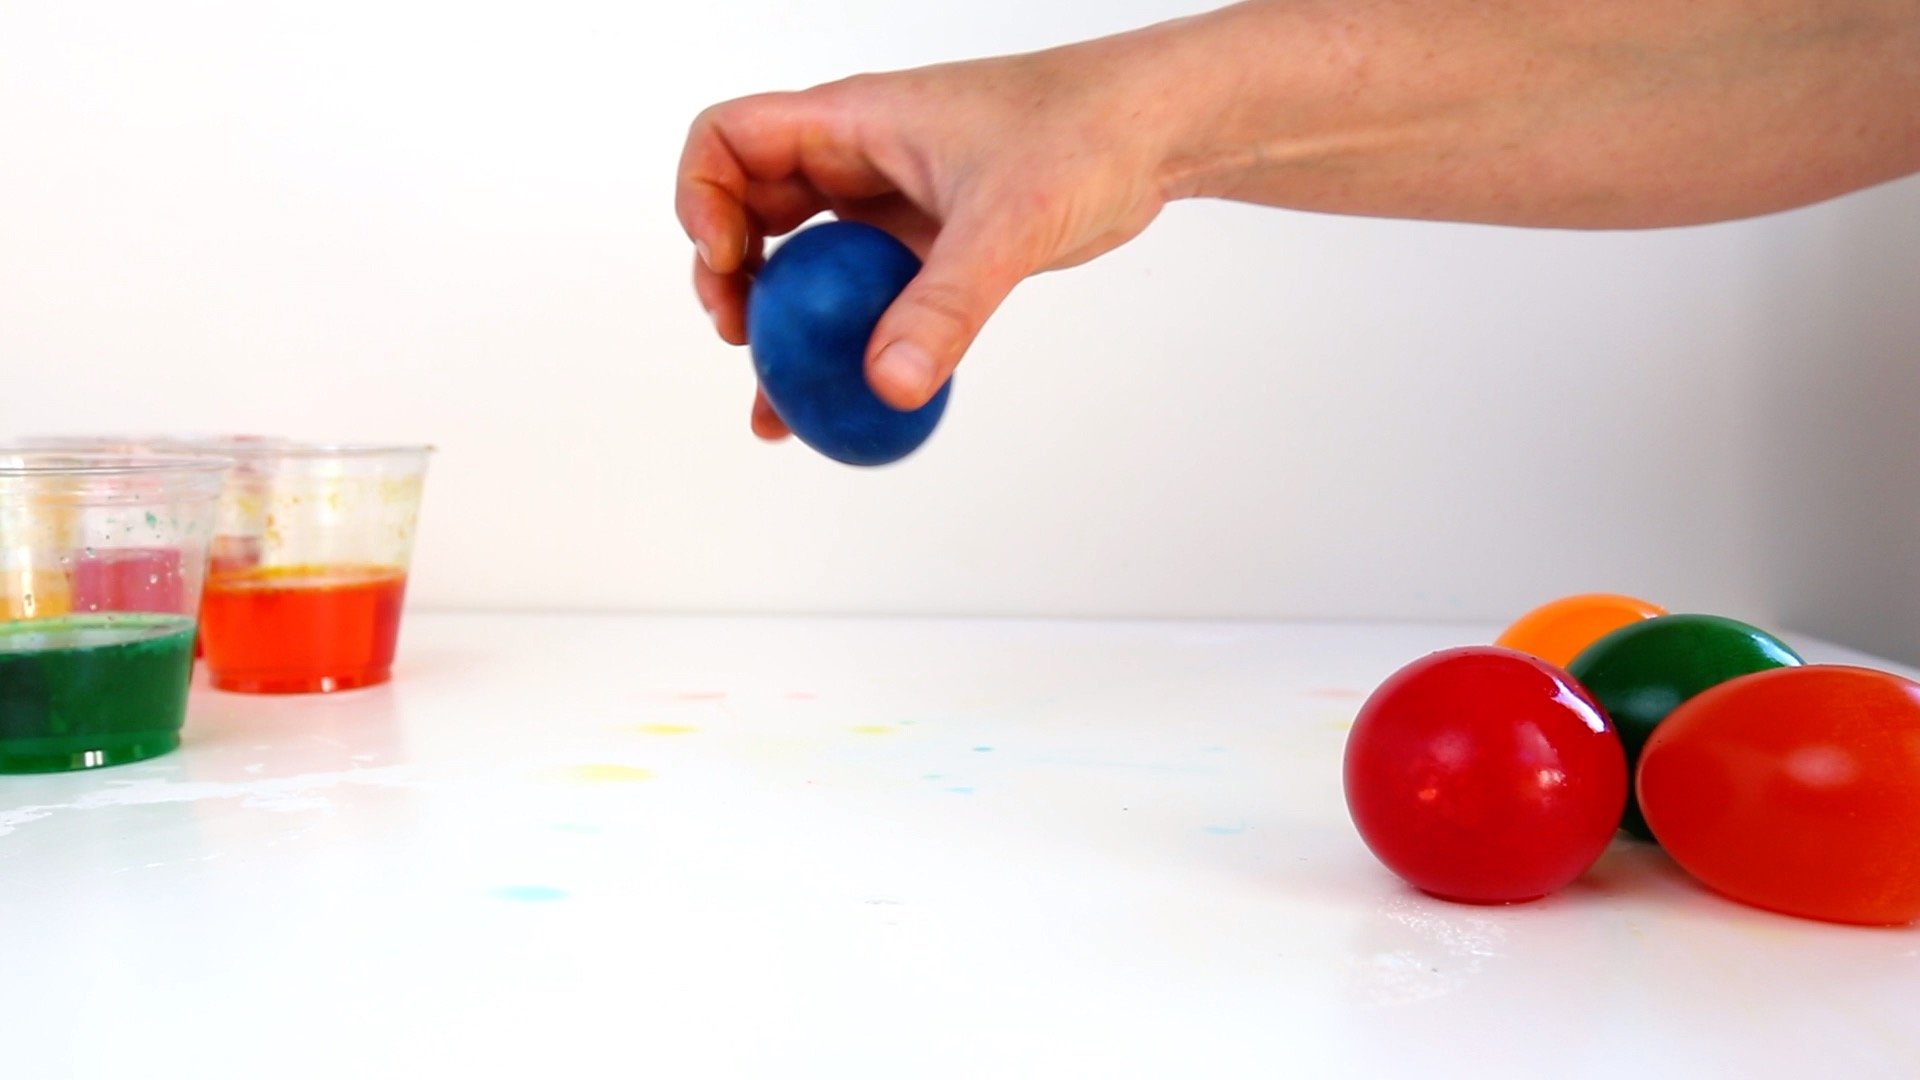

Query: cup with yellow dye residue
<box><xmin>186</xmin><ymin>442</ymin><xmax>434</xmax><ymax>695</ymax></box>
<box><xmin>7</xmin><ymin>435</ymin><xmax>291</xmax><ymax>656</ymax></box>
<box><xmin>0</xmin><ymin>453</ymin><xmax>230</xmax><ymax>772</ymax></box>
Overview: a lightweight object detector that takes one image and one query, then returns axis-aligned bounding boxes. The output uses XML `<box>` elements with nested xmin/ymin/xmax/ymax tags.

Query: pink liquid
<box><xmin>71</xmin><ymin>548</ymin><xmax>187</xmax><ymax>614</ymax></box>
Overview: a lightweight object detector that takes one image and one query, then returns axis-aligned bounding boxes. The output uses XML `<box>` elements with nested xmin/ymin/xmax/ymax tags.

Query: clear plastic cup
<box><xmin>0</xmin><ymin>453</ymin><xmax>230</xmax><ymax>773</ymax></box>
<box><xmin>5</xmin><ymin>436</ymin><xmax>290</xmax><ymax>660</ymax></box>
<box><xmin>190</xmin><ymin>442</ymin><xmax>433</xmax><ymax>694</ymax></box>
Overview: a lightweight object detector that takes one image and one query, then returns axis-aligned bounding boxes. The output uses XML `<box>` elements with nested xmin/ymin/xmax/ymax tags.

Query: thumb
<box><xmin>865</xmin><ymin>215</ymin><xmax>1030</xmax><ymax>411</ymax></box>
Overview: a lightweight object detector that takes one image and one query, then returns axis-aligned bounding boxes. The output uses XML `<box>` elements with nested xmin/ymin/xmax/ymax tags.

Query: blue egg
<box><xmin>747</xmin><ymin>220</ymin><xmax>951</xmax><ymax>466</ymax></box>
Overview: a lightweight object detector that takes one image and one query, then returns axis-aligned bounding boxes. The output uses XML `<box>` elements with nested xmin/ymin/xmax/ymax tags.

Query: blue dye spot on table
<box><xmin>491</xmin><ymin>885</ymin><xmax>570</xmax><ymax>902</ymax></box>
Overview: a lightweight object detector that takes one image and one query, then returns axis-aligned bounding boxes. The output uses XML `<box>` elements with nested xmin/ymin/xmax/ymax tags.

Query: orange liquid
<box><xmin>200</xmin><ymin>565</ymin><xmax>407</xmax><ymax>694</ymax></box>
<box><xmin>5</xmin><ymin>567</ymin><xmax>73</xmax><ymax>620</ymax></box>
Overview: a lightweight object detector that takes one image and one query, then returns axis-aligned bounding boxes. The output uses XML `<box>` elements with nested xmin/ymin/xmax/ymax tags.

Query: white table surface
<box><xmin>4</xmin><ymin>613</ymin><xmax>1916</xmax><ymax>1079</ymax></box>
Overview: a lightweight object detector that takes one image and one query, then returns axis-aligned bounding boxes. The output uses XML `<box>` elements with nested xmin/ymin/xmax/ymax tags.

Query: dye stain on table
<box><xmin>0</xmin><ymin>613</ymin><xmax>197</xmax><ymax>772</ymax></box>
<box><xmin>199</xmin><ymin>564</ymin><xmax>407</xmax><ymax>693</ymax></box>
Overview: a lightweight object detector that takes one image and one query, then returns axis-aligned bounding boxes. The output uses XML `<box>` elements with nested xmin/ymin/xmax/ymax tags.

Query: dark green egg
<box><xmin>1566</xmin><ymin>613</ymin><xmax>1801</xmax><ymax>841</ymax></box>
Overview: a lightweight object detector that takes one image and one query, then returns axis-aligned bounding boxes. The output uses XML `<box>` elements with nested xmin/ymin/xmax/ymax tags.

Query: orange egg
<box><xmin>1495</xmin><ymin>593</ymin><xmax>1666</xmax><ymax>669</ymax></box>
<box><xmin>1640</xmin><ymin>665</ymin><xmax>1920</xmax><ymax>925</ymax></box>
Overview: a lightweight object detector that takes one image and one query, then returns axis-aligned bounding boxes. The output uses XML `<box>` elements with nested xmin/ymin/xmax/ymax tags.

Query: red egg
<box><xmin>1638</xmin><ymin>665</ymin><xmax>1920</xmax><ymax>926</ymax></box>
<box><xmin>1344</xmin><ymin>646</ymin><xmax>1628</xmax><ymax>903</ymax></box>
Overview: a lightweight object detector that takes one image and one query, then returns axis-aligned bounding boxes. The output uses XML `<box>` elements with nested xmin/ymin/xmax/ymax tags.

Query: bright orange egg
<box><xmin>1495</xmin><ymin>593</ymin><xmax>1666</xmax><ymax>669</ymax></box>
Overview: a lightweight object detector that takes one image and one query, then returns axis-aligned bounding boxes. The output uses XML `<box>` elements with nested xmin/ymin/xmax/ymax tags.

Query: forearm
<box><xmin>1089</xmin><ymin>0</ymin><xmax>1920</xmax><ymax>227</ymax></box>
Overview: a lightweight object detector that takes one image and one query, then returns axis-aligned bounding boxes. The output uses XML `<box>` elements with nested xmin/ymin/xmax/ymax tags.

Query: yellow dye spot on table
<box><xmin>850</xmin><ymin>725</ymin><xmax>897</xmax><ymax>735</ymax></box>
<box><xmin>625</xmin><ymin>723</ymin><xmax>699</xmax><ymax>736</ymax></box>
<box><xmin>532</xmin><ymin>764</ymin><xmax>656</xmax><ymax>784</ymax></box>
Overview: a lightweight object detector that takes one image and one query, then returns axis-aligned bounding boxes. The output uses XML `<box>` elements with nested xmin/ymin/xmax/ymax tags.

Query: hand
<box><xmin>677</xmin><ymin>45</ymin><xmax>1175</xmax><ymax>438</ymax></box>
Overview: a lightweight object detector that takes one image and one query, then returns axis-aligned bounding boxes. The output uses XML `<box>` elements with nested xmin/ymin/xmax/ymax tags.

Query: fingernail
<box><xmin>695</xmin><ymin>240</ymin><xmax>713</xmax><ymax>270</ymax></box>
<box><xmin>872</xmin><ymin>341</ymin><xmax>935</xmax><ymax>406</ymax></box>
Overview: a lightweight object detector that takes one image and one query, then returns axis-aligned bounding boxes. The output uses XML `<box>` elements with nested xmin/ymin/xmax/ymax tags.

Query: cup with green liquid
<box><xmin>0</xmin><ymin>453</ymin><xmax>230</xmax><ymax>773</ymax></box>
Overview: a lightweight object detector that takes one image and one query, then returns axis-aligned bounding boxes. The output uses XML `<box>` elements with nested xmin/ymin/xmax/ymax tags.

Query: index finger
<box><xmin>677</xmin><ymin>99</ymin><xmax>761</xmax><ymax>275</ymax></box>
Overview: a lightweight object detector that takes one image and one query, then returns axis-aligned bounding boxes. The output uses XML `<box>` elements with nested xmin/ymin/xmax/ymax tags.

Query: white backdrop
<box><xmin>2</xmin><ymin>1</ymin><xmax>1916</xmax><ymax>661</ymax></box>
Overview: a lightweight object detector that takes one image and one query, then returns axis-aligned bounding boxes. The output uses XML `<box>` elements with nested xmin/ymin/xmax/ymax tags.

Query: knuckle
<box><xmin>907</xmin><ymin>282</ymin><xmax>983</xmax><ymax>347</ymax></box>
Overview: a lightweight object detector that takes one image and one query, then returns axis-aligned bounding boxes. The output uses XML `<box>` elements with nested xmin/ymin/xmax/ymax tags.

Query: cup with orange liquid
<box><xmin>189</xmin><ymin>442</ymin><xmax>433</xmax><ymax>694</ymax></box>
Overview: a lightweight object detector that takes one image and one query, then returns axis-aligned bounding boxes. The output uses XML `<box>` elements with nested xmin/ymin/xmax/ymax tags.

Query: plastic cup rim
<box><xmin>196</xmin><ymin>441</ymin><xmax>436</xmax><ymax>460</ymax></box>
<box><xmin>0</xmin><ymin>452</ymin><xmax>238</xmax><ymax>478</ymax></box>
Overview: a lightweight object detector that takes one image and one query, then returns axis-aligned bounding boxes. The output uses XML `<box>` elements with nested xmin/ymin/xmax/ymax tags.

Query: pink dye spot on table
<box><xmin>1306</xmin><ymin>687</ymin><xmax>1367</xmax><ymax>701</ymax></box>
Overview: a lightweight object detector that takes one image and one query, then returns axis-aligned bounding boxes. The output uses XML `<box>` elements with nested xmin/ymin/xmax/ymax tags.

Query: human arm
<box><xmin>676</xmin><ymin>0</ymin><xmax>1920</xmax><ymax>434</ymax></box>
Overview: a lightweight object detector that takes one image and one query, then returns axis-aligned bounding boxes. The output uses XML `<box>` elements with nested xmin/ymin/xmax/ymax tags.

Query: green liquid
<box><xmin>0</xmin><ymin>614</ymin><xmax>197</xmax><ymax>773</ymax></box>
